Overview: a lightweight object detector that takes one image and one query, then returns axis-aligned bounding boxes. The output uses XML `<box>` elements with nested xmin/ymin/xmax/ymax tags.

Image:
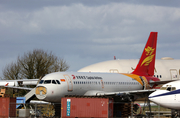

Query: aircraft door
<box><xmin>170</xmin><ymin>69</ymin><xmax>179</xmax><ymax>80</ymax></box>
<box><xmin>101</xmin><ymin>80</ymin><xmax>104</xmax><ymax>89</ymax></box>
<box><xmin>64</xmin><ymin>75</ymin><xmax>73</xmax><ymax>92</ymax></box>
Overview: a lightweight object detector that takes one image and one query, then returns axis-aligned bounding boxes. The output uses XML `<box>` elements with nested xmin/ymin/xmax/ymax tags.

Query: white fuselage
<box><xmin>149</xmin><ymin>81</ymin><xmax>180</xmax><ymax>110</ymax></box>
<box><xmin>78</xmin><ymin>59</ymin><xmax>180</xmax><ymax>81</ymax></box>
<box><xmin>35</xmin><ymin>72</ymin><xmax>143</xmax><ymax>103</ymax></box>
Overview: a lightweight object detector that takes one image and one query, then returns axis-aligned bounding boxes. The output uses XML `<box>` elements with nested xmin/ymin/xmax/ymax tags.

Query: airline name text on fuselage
<box><xmin>75</xmin><ymin>76</ymin><xmax>102</xmax><ymax>80</ymax></box>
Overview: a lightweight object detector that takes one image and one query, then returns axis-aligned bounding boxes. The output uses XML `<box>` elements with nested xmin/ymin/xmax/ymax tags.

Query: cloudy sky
<box><xmin>0</xmin><ymin>0</ymin><xmax>180</xmax><ymax>77</ymax></box>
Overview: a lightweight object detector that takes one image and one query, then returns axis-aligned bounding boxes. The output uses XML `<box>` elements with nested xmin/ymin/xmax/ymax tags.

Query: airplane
<box><xmin>2</xmin><ymin>57</ymin><xmax>179</xmax><ymax>89</ymax></box>
<box><xmin>78</xmin><ymin>58</ymin><xmax>180</xmax><ymax>81</ymax></box>
<box><xmin>149</xmin><ymin>80</ymin><xmax>180</xmax><ymax>110</ymax></box>
<box><xmin>35</xmin><ymin>32</ymin><xmax>160</xmax><ymax>103</ymax></box>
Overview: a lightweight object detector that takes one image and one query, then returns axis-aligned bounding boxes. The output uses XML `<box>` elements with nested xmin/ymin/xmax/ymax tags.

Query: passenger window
<box><xmin>56</xmin><ymin>80</ymin><xmax>61</xmax><ymax>84</ymax></box>
<box><xmin>39</xmin><ymin>80</ymin><xmax>44</xmax><ymax>84</ymax></box>
<box><xmin>44</xmin><ymin>80</ymin><xmax>51</xmax><ymax>84</ymax></box>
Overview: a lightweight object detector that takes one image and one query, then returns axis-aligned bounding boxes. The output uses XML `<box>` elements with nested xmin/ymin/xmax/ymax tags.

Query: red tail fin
<box><xmin>132</xmin><ymin>32</ymin><xmax>158</xmax><ymax>76</ymax></box>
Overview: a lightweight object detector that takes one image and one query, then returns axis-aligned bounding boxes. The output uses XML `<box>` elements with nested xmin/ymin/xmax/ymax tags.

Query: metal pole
<box><xmin>148</xmin><ymin>99</ymin><xmax>151</xmax><ymax>118</ymax></box>
<box><xmin>158</xmin><ymin>105</ymin><xmax>160</xmax><ymax>118</ymax></box>
<box><xmin>35</xmin><ymin>103</ymin><xmax>37</xmax><ymax>118</ymax></box>
<box><xmin>131</xmin><ymin>101</ymin><xmax>133</xmax><ymax>118</ymax></box>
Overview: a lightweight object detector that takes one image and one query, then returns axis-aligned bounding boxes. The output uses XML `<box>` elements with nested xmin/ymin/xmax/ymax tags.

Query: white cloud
<box><xmin>1</xmin><ymin>3</ymin><xmax>180</xmax><ymax>35</ymax></box>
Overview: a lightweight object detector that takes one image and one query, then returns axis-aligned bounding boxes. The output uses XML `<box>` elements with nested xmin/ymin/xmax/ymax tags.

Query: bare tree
<box><xmin>2</xmin><ymin>49</ymin><xmax>69</xmax><ymax>80</ymax></box>
<box><xmin>3</xmin><ymin>61</ymin><xmax>20</xmax><ymax>80</ymax></box>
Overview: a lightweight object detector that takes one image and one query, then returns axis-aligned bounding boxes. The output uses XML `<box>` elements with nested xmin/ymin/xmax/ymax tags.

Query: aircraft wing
<box><xmin>149</xmin><ymin>80</ymin><xmax>177</xmax><ymax>85</ymax></box>
<box><xmin>97</xmin><ymin>89</ymin><xmax>156</xmax><ymax>96</ymax></box>
<box><xmin>0</xmin><ymin>79</ymin><xmax>39</xmax><ymax>87</ymax></box>
<box><xmin>3</xmin><ymin>86</ymin><xmax>33</xmax><ymax>91</ymax></box>
<box><xmin>95</xmin><ymin>89</ymin><xmax>157</xmax><ymax>100</ymax></box>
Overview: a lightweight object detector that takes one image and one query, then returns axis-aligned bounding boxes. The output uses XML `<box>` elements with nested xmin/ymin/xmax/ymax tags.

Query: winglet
<box><xmin>132</xmin><ymin>32</ymin><xmax>158</xmax><ymax>76</ymax></box>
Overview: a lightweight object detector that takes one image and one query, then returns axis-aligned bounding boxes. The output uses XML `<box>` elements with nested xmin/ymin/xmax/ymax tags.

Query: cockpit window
<box><xmin>167</xmin><ymin>87</ymin><xmax>176</xmax><ymax>91</ymax></box>
<box><xmin>52</xmin><ymin>80</ymin><xmax>56</xmax><ymax>84</ymax></box>
<box><xmin>39</xmin><ymin>80</ymin><xmax>44</xmax><ymax>84</ymax></box>
<box><xmin>56</xmin><ymin>80</ymin><xmax>61</xmax><ymax>84</ymax></box>
<box><xmin>166</xmin><ymin>87</ymin><xmax>171</xmax><ymax>91</ymax></box>
<box><xmin>160</xmin><ymin>87</ymin><xmax>177</xmax><ymax>91</ymax></box>
<box><xmin>160</xmin><ymin>87</ymin><xmax>167</xmax><ymax>90</ymax></box>
<box><xmin>172</xmin><ymin>87</ymin><xmax>176</xmax><ymax>91</ymax></box>
<box><xmin>44</xmin><ymin>80</ymin><xmax>51</xmax><ymax>84</ymax></box>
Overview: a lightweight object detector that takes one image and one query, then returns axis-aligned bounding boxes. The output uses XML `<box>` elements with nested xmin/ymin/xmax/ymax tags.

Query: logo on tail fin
<box><xmin>141</xmin><ymin>46</ymin><xmax>155</xmax><ymax>66</ymax></box>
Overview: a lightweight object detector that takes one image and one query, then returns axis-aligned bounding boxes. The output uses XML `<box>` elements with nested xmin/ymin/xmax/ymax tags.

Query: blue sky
<box><xmin>0</xmin><ymin>0</ymin><xmax>180</xmax><ymax>77</ymax></box>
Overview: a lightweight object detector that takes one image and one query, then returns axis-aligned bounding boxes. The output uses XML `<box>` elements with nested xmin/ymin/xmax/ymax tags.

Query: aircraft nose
<box><xmin>149</xmin><ymin>91</ymin><xmax>156</xmax><ymax>100</ymax></box>
<box><xmin>35</xmin><ymin>86</ymin><xmax>47</xmax><ymax>100</ymax></box>
<box><xmin>149</xmin><ymin>90</ymin><xmax>165</xmax><ymax>104</ymax></box>
<box><xmin>149</xmin><ymin>91</ymin><xmax>159</xmax><ymax>104</ymax></box>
